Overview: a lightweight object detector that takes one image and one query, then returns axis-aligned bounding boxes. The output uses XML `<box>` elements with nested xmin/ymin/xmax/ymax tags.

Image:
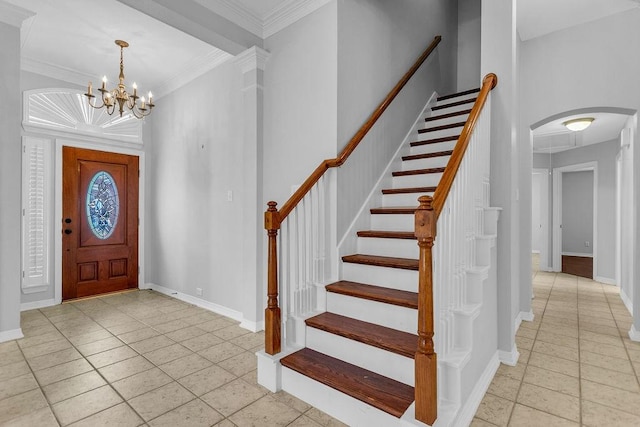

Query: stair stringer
<box><xmin>336</xmin><ymin>91</ymin><xmax>439</xmax><ymax>259</ymax></box>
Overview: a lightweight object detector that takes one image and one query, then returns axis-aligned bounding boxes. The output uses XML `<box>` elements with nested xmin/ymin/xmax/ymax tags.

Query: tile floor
<box><xmin>472</xmin><ymin>255</ymin><xmax>640</xmax><ymax>426</ymax></box>
<box><xmin>0</xmin><ymin>290</ymin><xmax>346</xmax><ymax>426</ymax></box>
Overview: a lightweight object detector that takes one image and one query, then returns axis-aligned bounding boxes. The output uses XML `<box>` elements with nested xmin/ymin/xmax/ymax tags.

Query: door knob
<box><xmin>64</xmin><ymin>218</ymin><xmax>72</xmax><ymax>224</ymax></box>
<box><xmin>64</xmin><ymin>229</ymin><xmax>72</xmax><ymax>235</ymax></box>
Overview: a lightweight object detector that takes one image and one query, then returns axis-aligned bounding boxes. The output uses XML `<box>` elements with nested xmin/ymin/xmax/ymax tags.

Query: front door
<box><xmin>62</xmin><ymin>147</ymin><xmax>139</xmax><ymax>300</ymax></box>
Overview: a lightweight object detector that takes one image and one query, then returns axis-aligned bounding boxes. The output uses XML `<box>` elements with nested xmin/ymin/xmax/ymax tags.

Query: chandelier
<box><xmin>84</xmin><ymin>40</ymin><xmax>154</xmax><ymax>119</ymax></box>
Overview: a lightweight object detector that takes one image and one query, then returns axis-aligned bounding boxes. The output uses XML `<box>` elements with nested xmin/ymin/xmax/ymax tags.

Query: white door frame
<box><xmin>532</xmin><ymin>168</ymin><xmax>550</xmax><ymax>271</ymax></box>
<box><xmin>616</xmin><ymin>152</ymin><xmax>622</xmax><ymax>288</ymax></box>
<box><xmin>552</xmin><ymin>161</ymin><xmax>598</xmax><ymax>278</ymax></box>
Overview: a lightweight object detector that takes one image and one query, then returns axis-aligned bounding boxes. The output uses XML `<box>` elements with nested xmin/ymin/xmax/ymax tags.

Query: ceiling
<box><xmin>532</xmin><ymin>113</ymin><xmax>629</xmax><ymax>154</ymax></box>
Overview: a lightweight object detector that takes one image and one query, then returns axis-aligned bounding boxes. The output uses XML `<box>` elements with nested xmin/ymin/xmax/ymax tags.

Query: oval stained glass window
<box><xmin>86</xmin><ymin>171</ymin><xmax>119</xmax><ymax>239</ymax></box>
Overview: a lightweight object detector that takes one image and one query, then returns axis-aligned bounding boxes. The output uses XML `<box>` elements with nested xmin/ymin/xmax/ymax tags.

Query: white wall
<box><xmin>531</xmin><ymin>173</ymin><xmax>541</xmax><ymax>252</ymax></box>
<box><xmin>335</xmin><ymin>0</ymin><xmax>458</xmax><ymax>237</ymax></box>
<box><xmin>561</xmin><ymin>171</ymin><xmax>594</xmax><ymax>256</ymax></box>
<box><xmin>0</xmin><ymin>21</ymin><xmax>23</xmax><ymax>340</ymax></box>
<box><xmin>457</xmin><ymin>0</ymin><xmax>481</xmax><ymax>90</ymax></box>
<box><xmin>146</xmin><ymin>59</ymin><xmax>245</xmax><ymax>315</ymax></box>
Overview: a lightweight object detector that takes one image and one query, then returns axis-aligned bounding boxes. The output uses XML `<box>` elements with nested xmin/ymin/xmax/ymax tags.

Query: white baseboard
<box><xmin>145</xmin><ymin>282</ymin><xmax>254</xmax><ymax>330</ymax></box>
<box><xmin>561</xmin><ymin>252</ymin><xmax>593</xmax><ymax>258</ymax></box>
<box><xmin>620</xmin><ymin>288</ymin><xmax>633</xmax><ymax>315</ymax></box>
<box><xmin>454</xmin><ymin>351</ymin><xmax>500</xmax><ymax>427</ymax></box>
<box><xmin>595</xmin><ymin>276</ymin><xmax>616</xmax><ymax>286</ymax></box>
<box><xmin>514</xmin><ymin>310</ymin><xmax>534</xmax><ymax>333</ymax></box>
<box><xmin>629</xmin><ymin>325</ymin><xmax>640</xmax><ymax>342</ymax></box>
<box><xmin>21</xmin><ymin>298</ymin><xmax>56</xmax><ymax>312</ymax></box>
<box><xmin>498</xmin><ymin>344</ymin><xmax>519</xmax><ymax>366</ymax></box>
<box><xmin>240</xmin><ymin>319</ymin><xmax>265</xmax><ymax>333</ymax></box>
<box><xmin>0</xmin><ymin>328</ymin><xmax>24</xmax><ymax>343</ymax></box>
<box><xmin>531</xmin><ymin>250</ymin><xmax>540</xmax><ymax>254</ymax></box>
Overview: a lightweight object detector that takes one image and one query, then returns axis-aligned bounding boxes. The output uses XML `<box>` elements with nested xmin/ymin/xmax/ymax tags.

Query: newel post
<box><xmin>414</xmin><ymin>195</ymin><xmax>437</xmax><ymax>425</ymax></box>
<box><xmin>264</xmin><ymin>201</ymin><xmax>282</xmax><ymax>355</ymax></box>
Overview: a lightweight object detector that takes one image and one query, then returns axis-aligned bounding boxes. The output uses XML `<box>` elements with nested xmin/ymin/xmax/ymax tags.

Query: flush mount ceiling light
<box><xmin>84</xmin><ymin>40</ymin><xmax>154</xmax><ymax>119</ymax></box>
<box><xmin>563</xmin><ymin>117</ymin><xmax>594</xmax><ymax>132</ymax></box>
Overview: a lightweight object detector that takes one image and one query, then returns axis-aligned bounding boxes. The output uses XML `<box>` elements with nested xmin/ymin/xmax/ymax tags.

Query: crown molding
<box><xmin>0</xmin><ymin>1</ymin><xmax>35</xmax><ymax>28</ymax></box>
<box><xmin>202</xmin><ymin>0</ymin><xmax>263</xmax><ymax>37</ymax></box>
<box><xmin>153</xmin><ymin>49</ymin><xmax>232</xmax><ymax>99</ymax></box>
<box><xmin>263</xmin><ymin>0</ymin><xmax>332</xmax><ymax>38</ymax></box>
<box><xmin>234</xmin><ymin>46</ymin><xmax>270</xmax><ymax>73</ymax></box>
<box><xmin>21</xmin><ymin>56</ymin><xmax>92</xmax><ymax>87</ymax></box>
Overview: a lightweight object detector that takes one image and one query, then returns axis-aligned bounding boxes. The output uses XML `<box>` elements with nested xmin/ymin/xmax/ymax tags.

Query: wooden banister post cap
<box><xmin>417</xmin><ymin>195</ymin><xmax>433</xmax><ymax>210</ymax></box>
<box><xmin>415</xmin><ymin>195</ymin><xmax>436</xmax><ymax>240</ymax></box>
<box><xmin>265</xmin><ymin>201</ymin><xmax>280</xmax><ymax>230</ymax></box>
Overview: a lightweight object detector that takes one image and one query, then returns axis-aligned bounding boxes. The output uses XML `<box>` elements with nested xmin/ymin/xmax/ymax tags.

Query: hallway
<box><xmin>472</xmin><ymin>257</ymin><xmax>640</xmax><ymax>426</ymax></box>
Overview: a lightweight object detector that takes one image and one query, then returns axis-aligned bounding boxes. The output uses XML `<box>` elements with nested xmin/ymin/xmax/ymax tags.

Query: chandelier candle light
<box><xmin>85</xmin><ymin>40</ymin><xmax>154</xmax><ymax>119</ymax></box>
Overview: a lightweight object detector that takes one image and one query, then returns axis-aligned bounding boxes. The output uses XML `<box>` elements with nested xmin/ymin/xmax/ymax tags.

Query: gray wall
<box><xmin>562</xmin><ymin>171</ymin><xmax>594</xmax><ymax>255</ymax></box>
<box><xmin>0</xmin><ymin>21</ymin><xmax>22</xmax><ymax>338</ymax></box>
<box><xmin>457</xmin><ymin>0</ymin><xmax>481</xmax><ymax>90</ymax></box>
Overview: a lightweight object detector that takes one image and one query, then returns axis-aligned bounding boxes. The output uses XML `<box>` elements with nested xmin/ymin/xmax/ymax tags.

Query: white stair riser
<box><xmin>436</xmin><ymin>91</ymin><xmax>478</xmax><ymax>104</ymax></box>
<box><xmin>357</xmin><ymin>236</ymin><xmax>418</xmax><ymax>259</ymax></box>
<box><xmin>370</xmin><ymin>213</ymin><xmax>414</xmax><ymax>230</ymax></box>
<box><xmin>281</xmin><ymin>367</ymin><xmax>402</xmax><ymax>427</ymax></box>
<box><xmin>416</xmin><ymin>127</ymin><xmax>462</xmax><ymax>140</ymax></box>
<box><xmin>432</xmin><ymin>101</ymin><xmax>476</xmax><ymax>115</ymax></box>
<box><xmin>401</xmin><ymin>156</ymin><xmax>450</xmax><ymax>171</ymax></box>
<box><xmin>342</xmin><ymin>263</ymin><xmax>418</xmax><ymax>292</ymax></box>
<box><xmin>306</xmin><ymin>327</ymin><xmax>415</xmax><ymax>386</ymax></box>
<box><xmin>392</xmin><ymin>172</ymin><xmax>443</xmax><ymax>189</ymax></box>
<box><xmin>327</xmin><ymin>292</ymin><xmax>418</xmax><ymax>335</ymax></box>
<box><xmin>410</xmin><ymin>140</ymin><xmax>457</xmax><ymax>155</ymax></box>
<box><xmin>422</xmin><ymin>114</ymin><xmax>470</xmax><ymax>128</ymax></box>
<box><xmin>381</xmin><ymin>192</ymin><xmax>429</xmax><ymax>207</ymax></box>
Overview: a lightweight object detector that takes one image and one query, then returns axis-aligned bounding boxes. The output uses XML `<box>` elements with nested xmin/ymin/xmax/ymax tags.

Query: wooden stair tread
<box><xmin>370</xmin><ymin>207</ymin><xmax>417</xmax><ymax>215</ymax></box>
<box><xmin>432</xmin><ymin>97</ymin><xmax>476</xmax><ymax>111</ymax></box>
<box><xmin>425</xmin><ymin>109</ymin><xmax>472</xmax><ymax>122</ymax></box>
<box><xmin>410</xmin><ymin>135</ymin><xmax>459</xmax><ymax>147</ymax></box>
<box><xmin>418</xmin><ymin>121</ymin><xmax>466</xmax><ymax>134</ymax></box>
<box><xmin>382</xmin><ymin>186</ymin><xmax>436</xmax><ymax>195</ymax></box>
<box><xmin>403</xmin><ymin>150</ymin><xmax>453</xmax><ymax>161</ymax></box>
<box><xmin>437</xmin><ymin>87</ymin><xmax>480</xmax><ymax>101</ymax></box>
<box><xmin>306</xmin><ymin>312</ymin><xmax>418</xmax><ymax>358</ymax></box>
<box><xmin>327</xmin><ymin>280</ymin><xmax>418</xmax><ymax>309</ymax></box>
<box><xmin>392</xmin><ymin>167</ymin><xmax>445</xmax><ymax>177</ymax></box>
<box><xmin>357</xmin><ymin>230</ymin><xmax>416</xmax><ymax>239</ymax></box>
<box><xmin>342</xmin><ymin>254</ymin><xmax>418</xmax><ymax>271</ymax></box>
<box><xmin>280</xmin><ymin>348</ymin><xmax>415</xmax><ymax>418</ymax></box>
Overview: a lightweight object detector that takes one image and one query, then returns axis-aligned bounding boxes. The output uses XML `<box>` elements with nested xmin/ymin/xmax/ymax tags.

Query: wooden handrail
<box><xmin>277</xmin><ymin>35</ymin><xmax>442</xmax><ymax>221</ymax></box>
<box><xmin>431</xmin><ymin>73</ymin><xmax>497</xmax><ymax>218</ymax></box>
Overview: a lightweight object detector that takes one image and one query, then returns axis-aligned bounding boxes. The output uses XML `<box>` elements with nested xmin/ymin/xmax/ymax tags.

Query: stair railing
<box><xmin>414</xmin><ymin>73</ymin><xmax>497</xmax><ymax>425</ymax></box>
<box><xmin>264</xmin><ymin>35</ymin><xmax>443</xmax><ymax>356</ymax></box>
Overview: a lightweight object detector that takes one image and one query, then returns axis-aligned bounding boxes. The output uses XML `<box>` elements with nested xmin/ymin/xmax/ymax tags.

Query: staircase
<box><xmin>278</xmin><ymin>88</ymin><xmax>481</xmax><ymax>426</ymax></box>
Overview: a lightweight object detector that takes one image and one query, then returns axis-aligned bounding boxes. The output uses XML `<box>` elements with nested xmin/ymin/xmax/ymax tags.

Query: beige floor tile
<box><xmin>522</xmin><ymin>365</ymin><xmax>579</xmax><ymax>397</ymax></box>
<box><xmin>535</xmin><ymin>331</ymin><xmax>578</xmax><ymax>349</ymax></box>
<box><xmin>43</xmin><ymin>370</ymin><xmax>106</xmax><ymax>403</ymax></box>
<box><xmin>164</xmin><ymin>325</ymin><xmax>208</xmax><ymax>342</ymax></box>
<box><xmin>197</xmin><ymin>317</ymin><xmax>236</xmax><ymax>333</ymax></box>
<box><xmin>198</xmin><ymin>342</ymin><xmax>245</xmax><ymax>363</ymax></box>
<box><xmin>211</xmin><ymin>325</ymin><xmax>250</xmax><ymax>341</ymax></box>
<box><xmin>0</xmin><ymin>389</ymin><xmax>49</xmax><ymax>424</ymax></box>
<box><xmin>228</xmin><ymin>395</ymin><xmax>301</xmax><ymax>427</ymax></box>
<box><xmin>518</xmin><ymin>349</ymin><xmax>531</xmax><ymax>365</ymax></box>
<box><xmin>0</xmin><ymin>360</ymin><xmax>31</xmax><ymax>382</ymax></box>
<box><xmin>273</xmin><ymin>391</ymin><xmax>313</xmax><ymax>413</ymax></box>
<box><xmin>117</xmin><ymin>327</ymin><xmax>161</xmax><ymax>344</ymax></box>
<box><xmin>516</xmin><ymin>383</ymin><xmax>579</xmax><ymax>422</ymax></box>
<box><xmin>288</xmin><ymin>415</ymin><xmax>324</xmax><ymax>427</ymax></box>
<box><xmin>17</xmin><ymin>330</ymin><xmax>65</xmax><ymax>349</ymax></box>
<box><xmin>471</xmin><ymin>417</ymin><xmax>499</xmax><ymax>426</ymax></box>
<box><xmin>76</xmin><ymin>336</ymin><xmax>124</xmax><ymax>356</ymax></box>
<box><xmin>580</xmin><ymin>363</ymin><xmax>640</xmax><ymax>392</ymax></box>
<box><xmin>532</xmin><ymin>341</ymin><xmax>579</xmax><ymax>362</ymax></box>
<box><xmin>129</xmin><ymin>335</ymin><xmax>175</xmax><ymax>354</ymax></box>
<box><xmin>1</xmin><ymin>406</ymin><xmax>59</xmax><ymax>427</ymax></box>
<box><xmin>580</xmin><ymin>330</ymin><xmax>624</xmax><ymax>347</ymax></box>
<box><xmin>516</xmin><ymin>327</ymin><xmax>537</xmax><ymax>340</ymax></box>
<box><xmin>144</xmin><ymin>343</ymin><xmax>193</xmax><ymax>366</ymax></box>
<box><xmin>486</xmin><ymin>374</ymin><xmax>521</xmax><ymax>401</ymax></box>
<box><xmin>181</xmin><ymin>333</ymin><xmax>225</xmax><ymax>352</ymax></box>
<box><xmin>581</xmin><ymin>379</ymin><xmax>640</xmax><ymax>416</ymax></box>
<box><xmin>579</xmin><ymin>341</ymin><xmax>629</xmax><ymax>359</ymax></box>
<box><xmin>218</xmin><ymin>351</ymin><xmax>257</xmax><ymax>377</ymax></box>
<box><xmin>580</xmin><ymin>350</ymin><xmax>634</xmax><ymax>374</ymax></box>
<box><xmin>230</xmin><ymin>331</ymin><xmax>266</xmax><ymax>350</ymax></box>
<box><xmin>178</xmin><ymin>364</ymin><xmax>237</xmax><ymax>396</ymax></box>
<box><xmin>152</xmin><ymin>319</ymin><xmax>193</xmax><ymax>334</ymax></box>
<box><xmin>52</xmin><ymin>385</ymin><xmax>122</xmax><ymax>426</ymax></box>
<box><xmin>0</xmin><ymin>373</ymin><xmax>39</xmax><ymax>401</ymax></box>
<box><xmin>527</xmin><ymin>352</ymin><xmax>579</xmax><ymax>377</ymax></box>
<box><xmin>158</xmin><ymin>353</ymin><xmax>212</xmax><ymax>379</ymax></box>
<box><xmin>99</xmin><ymin>355</ymin><xmax>155</xmax><ymax>383</ymax></box>
<box><xmin>537</xmin><ymin>324</ymin><xmax>578</xmax><ymax>338</ymax></box>
<box><xmin>106</xmin><ymin>320</ymin><xmax>147</xmax><ymax>336</ymax></box>
<box><xmin>508</xmin><ymin>403</ymin><xmax>578</xmax><ymax>426</ymax></box>
<box><xmin>66</xmin><ymin>329</ymin><xmax>114</xmax><ymax>347</ymax></box>
<box><xmin>21</xmin><ymin>338</ymin><xmax>72</xmax><ymax>359</ymax></box>
<box><xmin>33</xmin><ymin>358</ymin><xmax>94</xmax><ymax>386</ymax></box>
<box><xmin>201</xmin><ymin>378</ymin><xmax>268</xmax><ymax>417</ymax></box>
<box><xmin>112</xmin><ymin>367</ymin><xmax>173</xmax><ymax>400</ymax></box>
<box><xmin>148</xmin><ymin>398</ymin><xmax>223</xmax><ymax>426</ymax></box>
<box><xmin>579</xmin><ymin>322</ymin><xmax>620</xmax><ymax>336</ymax></box>
<box><xmin>27</xmin><ymin>347</ymin><xmax>83</xmax><ymax>371</ymax></box>
<box><xmin>515</xmin><ymin>336</ymin><xmax>534</xmax><ymax>351</ymax></box>
<box><xmin>496</xmin><ymin>363</ymin><xmax>526</xmax><ymax>381</ymax></box>
<box><xmin>581</xmin><ymin>399</ymin><xmax>640</xmax><ymax>427</ymax></box>
<box><xmin>475</xmin><ymin>393</ymin><xmax>514</xmax><ymax>426</ymax></box>
<box><xmin>128</xmin><ymin>381</ymin><xmax>195</xmax><ymax>421</ymax></box>
<box><xmin>626</xmin><ymin>348</ymin><xmax>640</xmax><ymax>362</ymax></box>
<box><xmin>86</xmin><ymin>344</ymin><xmax>138</xmax><ymax>368</ymax></box>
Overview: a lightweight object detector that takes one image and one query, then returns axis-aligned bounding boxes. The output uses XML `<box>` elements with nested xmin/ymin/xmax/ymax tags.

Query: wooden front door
<box><xmin>62</xmin><ymin>147</ymin><xmax>139</xmax><ymax>300</ymax></box>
